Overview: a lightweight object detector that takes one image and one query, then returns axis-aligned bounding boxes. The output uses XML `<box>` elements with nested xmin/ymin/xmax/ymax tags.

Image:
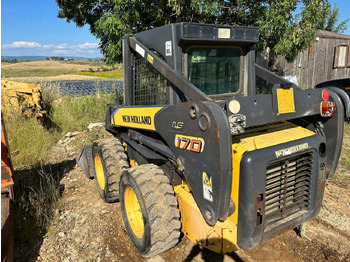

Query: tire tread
<box><xmin>127</xmin><ymin>164</ymin><xmax>181</xmax><ymax>257</ymax></box>
<box><xmin>95</xmin><ymin>137</ymin><xmax>129</xmax><ymax>202</ymax></box>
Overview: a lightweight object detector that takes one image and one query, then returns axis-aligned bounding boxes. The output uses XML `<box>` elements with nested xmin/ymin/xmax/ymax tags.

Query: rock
<box><xmin>58</xmin><ymin>232</ymin><xmax>66</xmax><ymax>238</ymax></box>
<box><xmin>65</xmin><ymin>131</ymin><xmax>81</xmax><ymax>138</ymax></box>
<box><xmin>87</xmin><ymin>122</ymin><xmax>105</xmax><ymax>131</ymax></box>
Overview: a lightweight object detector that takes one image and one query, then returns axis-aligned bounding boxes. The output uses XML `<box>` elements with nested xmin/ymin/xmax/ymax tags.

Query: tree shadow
<box><xmin>12</xmin><ymin>159</ymin><xmax>76</xmax><ymax>262</ymax></box>
<box><xmin>183</xmin><ymin>243</ymin><xmax>245</xmax><ymax>262</ymax></box>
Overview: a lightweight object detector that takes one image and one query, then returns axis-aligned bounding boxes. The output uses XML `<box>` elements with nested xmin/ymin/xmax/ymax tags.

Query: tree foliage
<box><xmin>316</xmin><ymin>3</ymin><xmax>349</xmax><ymax>33</ymax></box>
<box><xmin>57</xmin><ymin>0</ymin><xmax>335</xmax><ymax>64</ymax></box>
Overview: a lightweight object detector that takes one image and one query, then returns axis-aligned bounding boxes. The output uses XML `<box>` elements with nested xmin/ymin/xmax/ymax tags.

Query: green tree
<box><xmin>316</xmin><ymin>3</ymin><xmax>349</xmax><ymax>33</ymax></box>
<box><xmin>57</xmin><ymin>0</ymin><xmax>331</xmax><ymax>64</ymax></box>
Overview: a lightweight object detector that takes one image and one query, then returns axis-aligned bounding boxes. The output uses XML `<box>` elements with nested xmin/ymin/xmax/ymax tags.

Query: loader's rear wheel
<box><xmin>120</xmin><ymin>164</ymin><xmax>181</xmax><ymax>257</ymax></box>
<box><xmin>92</xmin><ymin>137</ymin><xmax>129</xmax><ymax>203</ymax></box>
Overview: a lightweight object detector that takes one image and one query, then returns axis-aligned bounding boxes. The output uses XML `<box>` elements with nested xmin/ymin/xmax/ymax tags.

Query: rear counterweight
<box><xmin>236</xmin><ymin>134</ymin><xmax>326</xmax><ymax>249</ymax></box>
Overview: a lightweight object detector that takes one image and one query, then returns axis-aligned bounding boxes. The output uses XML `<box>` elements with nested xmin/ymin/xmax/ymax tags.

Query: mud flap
<box><xmin>76</xmin><ymin>145</ymin><xmax>94</xmax><ymax>179</ymax></box>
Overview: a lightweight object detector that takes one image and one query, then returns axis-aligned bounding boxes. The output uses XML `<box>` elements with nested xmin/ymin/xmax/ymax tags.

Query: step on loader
<box><xmin>76</xmin><ymin>23</ymin><xmax>348</xmax><ymax>256</ymax></box>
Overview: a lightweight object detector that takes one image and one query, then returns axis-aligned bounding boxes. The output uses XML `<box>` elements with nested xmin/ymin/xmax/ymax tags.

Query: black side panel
<box><xmin>320</xmin><ymin>91</ymin><xmax>345</xmax><ymax>178</ymax></box>
<box><xmin>154</xmin><ymin>101</ymin><xmax>232</xmax><ymax>225</ymax></box>
<box><xmin>123</xmin><ymin>36</ymin><xmax>133</xmax><ymax>106</ymax></box>
<box><xmin>133</xmin><ymin>24</ymin><xmax>179</xmax><ymax>69</ymax></box>
<box><xmin>231</xmin><ymin>87</ymin><xmax>324</xmax><ymax>128</ymax></box>
<box><xmin>237</xmin><ymin>134</ymin><xmax>326</xmax><ymax>249</ymax></box>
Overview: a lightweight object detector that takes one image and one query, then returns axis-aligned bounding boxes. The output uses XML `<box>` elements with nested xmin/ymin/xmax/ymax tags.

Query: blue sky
<box><xmin>1</xmin><ymin>0</ymin><xmax>102</xmax><ymax>58</ymax></box>
<box><xmin>1</xmin><ymin>0</ymin><xmax>350</xmax><ymax>58</ymax></box>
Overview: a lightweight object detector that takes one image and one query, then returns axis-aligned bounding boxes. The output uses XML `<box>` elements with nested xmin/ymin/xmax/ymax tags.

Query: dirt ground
<box><xmin>15</xmin><ymin>125</ymin><xmax>350</xmax><ymax>262</ymax></box>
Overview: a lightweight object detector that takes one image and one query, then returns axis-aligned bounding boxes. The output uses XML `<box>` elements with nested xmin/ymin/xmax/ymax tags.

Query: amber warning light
<box><xmin>320</xmin><ymin>101</ymin><xmax>336</xmax><ymax>117</ymax></box>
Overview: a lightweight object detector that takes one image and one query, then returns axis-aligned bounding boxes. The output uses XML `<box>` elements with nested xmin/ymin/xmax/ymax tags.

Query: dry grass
<box><xmin>332</xmin><ymin>123</ymin><xmax>350</xmax><ymax>188</ymax></box>
<box><xmin>339</xmin><ymin>123</ymin><xmax>350</xmax><ymax>169</ymax></box>
<box><xmin>1</xmin><ymin>60</ymin><xmax>100</xmax><ymax>70</ymax></box>
<box><xmin>1</xmin><ymin>60</ymin><xmax>103</xmax><ymax>78</ymax></box>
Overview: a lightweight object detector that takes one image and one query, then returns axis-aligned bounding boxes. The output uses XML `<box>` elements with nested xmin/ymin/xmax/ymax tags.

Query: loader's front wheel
<box><xmin>120</xmin><ymin>164</ymin><xmax>181</xmax><ymax>257</ymax></box>
<box><xmin>92</xmin><ymin>137</ymin><xmax>129</xmax><ymax>203</ymax></box>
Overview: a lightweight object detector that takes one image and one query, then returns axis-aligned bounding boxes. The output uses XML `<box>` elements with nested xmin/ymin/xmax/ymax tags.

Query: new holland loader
<box><xmin>77</xmin><ymin>23</ymin><xmax>348</xmax><ymax>257</ymax></box>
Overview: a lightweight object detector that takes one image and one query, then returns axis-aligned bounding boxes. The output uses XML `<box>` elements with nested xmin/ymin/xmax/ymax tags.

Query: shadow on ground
<box><xmin>12</xmin><ymin>159</ymin><xmax>76</xmax><ymax>262</ymax></box>
<box><xmin>182</xmin><ymin>244</ymin><xmax>245</xmax><ymax>262</ymax></box>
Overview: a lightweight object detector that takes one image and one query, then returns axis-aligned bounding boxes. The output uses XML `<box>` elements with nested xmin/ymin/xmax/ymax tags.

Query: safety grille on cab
<box><xmin>264</xmin><ymin>152</ymin><xmax>313</xmax><ymax>228</ymax></box>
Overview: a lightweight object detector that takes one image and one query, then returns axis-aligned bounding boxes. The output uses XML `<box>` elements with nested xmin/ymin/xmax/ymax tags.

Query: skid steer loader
<box><xmin>77</xmin><ymin>23</ymin><xmax>347</xmax><ymax>256</ymax></box>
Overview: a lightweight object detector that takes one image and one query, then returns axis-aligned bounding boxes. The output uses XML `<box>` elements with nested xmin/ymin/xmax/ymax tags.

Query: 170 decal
<box><xmin>174</xmin><ymin>135</ymin><xmax>205</xmax><ymax>153</ymax></box>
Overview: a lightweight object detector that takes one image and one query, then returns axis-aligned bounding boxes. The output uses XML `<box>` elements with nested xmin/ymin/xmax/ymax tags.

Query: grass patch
<box><xmin>50</xmin><ymin>92</ymin><xmax>117</xmax><ymax>133</ymax></box>
<box><xmin>1</xmin><ymin>68</ymin><xmax>77</xmax><ymax>78</ymax></box>
<box><xmin>341</xmin><ymin>123</ymin><xmax>350</xmax><ymax>168</ymax></box>
<box><xmin>14</xmin><ymin>165</ymin><xmax>62</xmax><ymax>239</ymax></box>
<box><xmin>13</xmin><ymin>161</ymin><xmax>75</xmax><ymax>261</ymax></box>
<box><xmin>4</xmin><ymin>116</ymin><xmax>58</xmax><ymax>168</ymax></box>
<box><xmin>73</xmin><ymin>69</ymin><xmax>123</xmax><ymax>79</ymax></box>
<box><xmin>330</xmin><ymin>123</ymin><xmax>350</xmax><ymax>188</ymax></box>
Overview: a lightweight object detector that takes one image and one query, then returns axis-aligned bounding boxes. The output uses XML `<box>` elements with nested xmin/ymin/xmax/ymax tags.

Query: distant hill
<box><xmin>2</xmin><ymin>56</ymin><xmax>103</xmax><ymax>60</ymax></box>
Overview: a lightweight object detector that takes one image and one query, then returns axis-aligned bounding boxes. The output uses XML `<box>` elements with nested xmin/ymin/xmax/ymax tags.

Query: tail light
<box><xmin>321</xmin><ymin>89</ymin><xmax>329</xmax><ymax>101</ymax></box>
<box><xmin>320</xmin><ymin>101</ymin><xmax>336</xmax><ymax>117</ymax></box>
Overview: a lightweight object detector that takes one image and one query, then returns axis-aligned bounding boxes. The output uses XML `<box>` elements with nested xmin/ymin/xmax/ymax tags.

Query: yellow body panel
<box><xmin>236</xmin><ymin>125</ymin><xmax>315</xmax><ymax>151</ymax></box>
<box><xmin>174</xmin><ymin>184</ymin><xmax>239</xmax><ymax>253</ymax></box>
<box><xmin>112</xmin><ymin>107</ymin><xmax>163</xmax><ymax>131</ymax></box>
<box><xmin>176</xmin><ymin>123</ymin><xmax>316</xmax><ymax>253</ymax></box>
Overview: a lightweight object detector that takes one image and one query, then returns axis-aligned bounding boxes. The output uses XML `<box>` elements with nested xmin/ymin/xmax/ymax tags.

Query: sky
<box><xmin>1</xmin><ymin>0</ymin><xmax>350</xmax><ymax>58</ymax></box>
<box><xmin>1</xmin><ymin>0</ymin><xmax>102</xmax><ymax>58</ymax></box>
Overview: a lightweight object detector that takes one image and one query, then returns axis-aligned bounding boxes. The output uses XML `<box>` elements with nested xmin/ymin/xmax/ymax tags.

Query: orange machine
<box><xmin>1</xmin><ymin>118</ymin><xmax>14</xmax><ymax>262</ymax></box>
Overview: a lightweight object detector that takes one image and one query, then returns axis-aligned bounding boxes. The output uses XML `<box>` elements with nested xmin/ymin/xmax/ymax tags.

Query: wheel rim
<box><xmin>94</xmin><ymin>154</ymin><xmax>105</xmax><ymax>190</ymax></box>
<box><xmin>124</xmin><ymin>187</ymin><xmax>144</xmax><ymax>238</ymax></box>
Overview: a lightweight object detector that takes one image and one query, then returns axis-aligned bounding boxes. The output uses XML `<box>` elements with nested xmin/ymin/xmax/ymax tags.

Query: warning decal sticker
<box><xmin>202</xmin><ymin>172</ymin><xmax>213</xmax><ymax>202</ymax></box>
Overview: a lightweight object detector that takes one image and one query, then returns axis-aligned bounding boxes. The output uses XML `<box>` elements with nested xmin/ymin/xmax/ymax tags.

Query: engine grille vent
<box><xmin>264</xmin><ymin>152</ymin><xmax>313</xmax><ymax>228</ymax></box>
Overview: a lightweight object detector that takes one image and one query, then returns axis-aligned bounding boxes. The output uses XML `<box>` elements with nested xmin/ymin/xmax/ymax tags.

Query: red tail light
<box><xmin>320</xmin><ymin>101</ymin><xmax>336</xmax><ymax>117</ymax></box>
<box><xmin>321</xmin><ymin>89</ymin><xmax>329</xmax><ymax>101</ymax></box>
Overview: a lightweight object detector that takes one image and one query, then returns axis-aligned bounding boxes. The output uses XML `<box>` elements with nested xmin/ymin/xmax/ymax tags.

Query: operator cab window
<box><xmin>187</xmin><ymin>48</ymin><xmax>241</xmax><ymax>96</ymax></box>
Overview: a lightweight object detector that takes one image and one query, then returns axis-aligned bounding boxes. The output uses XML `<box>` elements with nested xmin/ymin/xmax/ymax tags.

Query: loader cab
<box><xmin>126</xmin><ymin>23</ymin><xmax>259</xmax><ymax>106</ymax></box>
<box><xmin>179</xmin><ymin>24</ymin><xmax>258</xmax><ymax>99</ymax></box>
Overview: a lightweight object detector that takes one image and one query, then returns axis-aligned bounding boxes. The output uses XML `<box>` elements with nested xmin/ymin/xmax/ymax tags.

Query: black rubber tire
<box><xmin>120</xmin><ymin>164</ymin><xmax>181</xmax><ymax>257</ymax></box>
<box><xmin>92</xmin><ymin>137</ymin><xmax>129</xmax><ymax>203</ymax></box>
